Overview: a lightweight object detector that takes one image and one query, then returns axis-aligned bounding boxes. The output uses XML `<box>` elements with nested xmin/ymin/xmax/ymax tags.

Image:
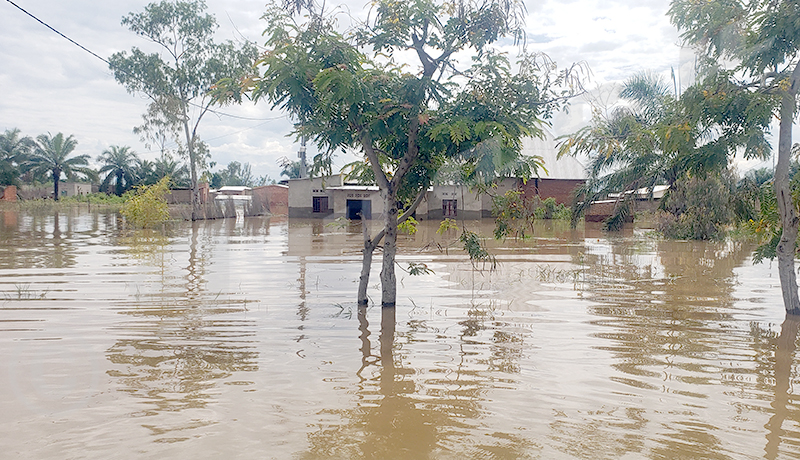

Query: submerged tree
<box><xmin>27</xmin><ymin>133</ymin><xmax>95</xmax><ymax>200</ymax></box>
<box><xmin>219</xmin><ymin>0</ymin><xmax>583</xmax><ymax>307</ymax></box>
<box><xmin>669</xmin><ymin>0</ymin><xmax>800</xmax><ymax>314</ymax></box>
<box><xmin>109</xmin><ymin>0</ymin><xmax>257</xmax><ymax>220</ymax></box>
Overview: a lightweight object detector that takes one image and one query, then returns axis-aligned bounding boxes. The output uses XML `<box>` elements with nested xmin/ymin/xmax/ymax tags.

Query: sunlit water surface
<box><xmin>0</xmin><ymin>208</ymin><xmax>797</xmax><ymax>459</ymax></box>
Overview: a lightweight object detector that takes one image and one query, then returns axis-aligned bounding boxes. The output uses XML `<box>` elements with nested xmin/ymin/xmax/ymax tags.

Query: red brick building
<box><xmin>518</xmin><ymin>134</ymin><xmax>587</xmax><ymax>205</ymax></box>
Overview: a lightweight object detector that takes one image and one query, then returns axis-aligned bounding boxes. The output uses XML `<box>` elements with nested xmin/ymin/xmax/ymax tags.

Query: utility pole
<box><xmin>298</xmin><ymin>136</ymin><xmax>308</xmax><ymax>179</ymax></box>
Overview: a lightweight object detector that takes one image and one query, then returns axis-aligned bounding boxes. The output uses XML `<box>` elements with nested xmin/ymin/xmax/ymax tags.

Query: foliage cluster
<box><xmin>120</xmin><ymin>177</ymin><xmax>171</xmax><ymax>228</ymax></box>
<box><xmin>492</xmin><ymin>191</ymin><xmax>570</xmax><ymax>239</ymax></box>
<box><xmin>656</xmin><ymin>172</ymin><xmax>736</xmax><ymax>240</ymax></box>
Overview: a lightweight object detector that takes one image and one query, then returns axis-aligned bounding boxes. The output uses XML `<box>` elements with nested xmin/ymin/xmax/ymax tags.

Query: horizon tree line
<box><xmin>0</xmin><ymin>127</ymin><xmax>266</xmax><ymax>200</ymax></box>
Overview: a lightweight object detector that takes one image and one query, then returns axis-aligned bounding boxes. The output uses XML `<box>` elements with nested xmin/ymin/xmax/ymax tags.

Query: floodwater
<box><xmin>0</xmin><ymin>207</ymin><xmax>797</xmax><ymax>459</ymax></box>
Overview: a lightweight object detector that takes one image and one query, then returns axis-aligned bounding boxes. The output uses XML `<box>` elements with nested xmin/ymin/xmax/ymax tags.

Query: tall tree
<box><xmin>98</xmin><ymin>145</ymin><xmax>139</xmax><ymax>196</ymax></box>
<box><xmin>0</xmin><ymin>128</ymin><xmax>33</xmax><ymax>186</ymax></box>
<box><xmin>27</xmin><ymin>133</ymin><xmax>94</xmax><ymax>200</ymax></box>
<box><xmin>220</xmin><ymin>0</ymin><xmax>582</xmax><ymax>307</ymax></box>
<box><xmin>668</xmin><ymin>0</ymin><xmax>800</xmax><ymax>314</ymax></box>
<box><xmin>109</xmin><ymin>0</ymin><xmax>257</xmax><ymax>220</ymax></box>
<box><xmin>209</xmin><ymin>161</ymin><xmax>255</xmax><ymax>188</ymax></box>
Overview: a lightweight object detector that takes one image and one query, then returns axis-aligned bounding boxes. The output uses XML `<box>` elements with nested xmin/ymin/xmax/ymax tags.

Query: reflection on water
<box><xmin>0</xmin><ymin>208</ymin><xmax>798</xmax><ymax>458</ymax></box>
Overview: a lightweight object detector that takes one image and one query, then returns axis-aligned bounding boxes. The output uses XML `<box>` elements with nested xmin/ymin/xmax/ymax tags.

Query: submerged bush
<box><xmin>657</xmin><ymin>172</ymin><xmax>735</xmax><ymax>240</ymax></box>
<box><xmin>120</xmin><ymin>177</ymin><xmax>170</xmax><ymax>228</ymax></box>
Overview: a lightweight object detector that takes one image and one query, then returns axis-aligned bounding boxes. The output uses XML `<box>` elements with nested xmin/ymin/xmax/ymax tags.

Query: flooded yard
<box><xmin>0</xmin><ymin>207</ymin><xmax>796</xmax><ymax>459</ymax></box>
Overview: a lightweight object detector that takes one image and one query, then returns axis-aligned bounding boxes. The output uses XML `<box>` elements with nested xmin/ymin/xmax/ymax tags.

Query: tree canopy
<box><xmin>219</xmin><ymin>0</ymin><xmax>584</xmax><ymax>307</ymax></box>
<box><xmin>109</xmin><ymin>0</ymin><xmax>257</xmax><ymax>220</ymax></box>
<box><xmin>27</xmin><ymin>133</ymin><xmax>94</xmax><ymax>201</ymax></box>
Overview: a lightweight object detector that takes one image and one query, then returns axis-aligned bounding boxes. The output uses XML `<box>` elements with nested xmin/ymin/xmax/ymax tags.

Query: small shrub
<box><xmin>657</xmin><ymin>173</ymin><xmax>734</xmax><ymax>240</ymax></box>
<box><xmin>120</xmin><ymin>177</ymin><xmax>171</xmax><ymax>228</ymax></box>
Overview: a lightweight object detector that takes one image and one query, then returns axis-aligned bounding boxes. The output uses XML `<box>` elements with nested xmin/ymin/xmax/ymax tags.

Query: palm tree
<box><xmin>97</xmin><ymin>146</ymin><xmax>139</xmax><ymax>196</ymax></box>
<box><xmin>0</xmin><ymin>128</ymin><xmax>34</xmax><ymax>186</ymax></box>
<box><xmin>558</xmin><ymin>73</ymin><xmax>682</xmax><ymax>229</ymax></box>
<box><xmin>152</xmin><ymin>154</ymin><xmax>189</xmax><ymax>187</ymax></box>
<box><xmin>27</xmin><ymin>133</ymin><xmax>95</xmax><ymax>200</ymax></box>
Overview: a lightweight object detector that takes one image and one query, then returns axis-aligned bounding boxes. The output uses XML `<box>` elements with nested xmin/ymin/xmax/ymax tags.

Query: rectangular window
<box><xmin>443</xmin><ymin>199</ymin><xmax>457</xmax><ymax>217</ymax></box>
<box><xmin>313</xmin><ymin>196</ymin><xmax>328</xmax><ymax>213</ymax></box>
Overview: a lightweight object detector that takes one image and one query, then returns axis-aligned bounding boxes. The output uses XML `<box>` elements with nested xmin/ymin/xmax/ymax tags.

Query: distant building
<box><xmin>288</xmin><ymin>175</ymin><xmax>383</xmax><ymax>219</ymax></box>
<box><xmin>252</xmin><ymin>184</ymin><xmax>288</xmax><ymax>216</ymax></box>
<box><xmin>415</xmin><ymin>178</ymin><xmax>518</xmax><ymax>220</ymax></box>
<box><xmin>55</xmin><ymin>182</ymin><xmax>91</xmax><ymax>198</ymax></box>
<box><xmin>287</xmin><ymin>133</ymin><xmax>590</xmax><ymax>220</ymax></box>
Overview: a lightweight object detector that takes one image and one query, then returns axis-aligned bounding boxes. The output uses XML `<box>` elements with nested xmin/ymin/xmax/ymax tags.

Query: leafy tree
<box><xmin>98</xmin><ymin>145</ymin><xmax>139</xmax><ymax>196</ymax></box>
<box><xmin>27</xmin><ymin>133</ymin><xmax>95</xmax><ymax>200</ymax></box>
<box><xmin>657</xmin><ymin>171</ymin><xmax>737</xmax><ymax>240</ymax></box>
<box><xmin>277</xmin><ymin>156</ymin><xmax>302</xmax><ymax>179</ymax></box>
<box><xmin>0</xmin><ymin>128</ymin><xmax>33</xmax><ymax>186</ymax></box>
<box><xmin>109</xmin><ymin>0</ymin><xmax>258</xmax><ymax>220</ymax></box>
<box><xmin>668</xmin><ymin>0</ymin><xmax>800</xmax><ymax>314</ymax></box>
<box><xmin>222</xmin><ymin>0</ymin><xmax>582</xmax><ymax>307</ymax></box>
<box><xmin>209</xmin><ymin>161</ymin><xmax>255</xmax><ymax>188</ymax></box>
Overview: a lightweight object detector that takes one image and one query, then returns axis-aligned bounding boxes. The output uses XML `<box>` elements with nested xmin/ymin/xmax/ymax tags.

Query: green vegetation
<box><xmin>97</xmin><ymin>145</ymin><xmax>139</xmax><ymax>196</ymax></box>
<box><xmin>27</xmin><ymin>133</ymin><xmax>96</xmax><ymax>201</ymax></box>
<box><xmin>109</xmin><ymin>0</ymin><xmax>257</xmax><ymax>221</ymax></box>
<box><xmin>218</xmin><ymin>0</ymin><xmax>584</xmax><ymax>307</ymax></box>
<box><xmin>120</xmin><ymin>177</ymin><xmax>171</xmax><ymax>228</ymax></box>
<box><xmin>668</xmin><ymin>0</ymin><xmax>800</xmax><ymax>313</ymax></box>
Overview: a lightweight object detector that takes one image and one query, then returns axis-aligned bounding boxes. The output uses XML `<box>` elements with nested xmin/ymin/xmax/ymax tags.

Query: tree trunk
<box><xmin>358</xmin><ymin>188</ymin><xmax>425</xmax><ymax>306</ymax></box>
<box><xmin>52</xmin><ymin>168</ymin><xmax>60</xmax><ymax>201</ymax></box>
<box><xmin>380</xmin><ymin>191</ymin><xmax>399</xmax><ymax>307</ymax></box>
<box><xmin>358</xmin><ymin>221</ymin><xmax>378</xmax><ymax>306</ymax></box>
<box><xmin>116</xmin><ymin>171</ymin><xmax>124</xmax><ymax>196</ymax></box>
<box><xmin>180</xmin><ymin>101</ymin><xmax>201</xmax><ymax>221</ymax></box>
<box><xmin>775</xmin><ymin>65</ymin><xmax>800</xmax><ymax>315</ymax></box>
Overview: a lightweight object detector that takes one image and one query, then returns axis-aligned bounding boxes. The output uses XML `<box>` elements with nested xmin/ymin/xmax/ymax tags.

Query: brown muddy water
<box><xmin>0</xmin><ymin>208</ymin><xmax>797</xmax><ymax>459</ymax></box>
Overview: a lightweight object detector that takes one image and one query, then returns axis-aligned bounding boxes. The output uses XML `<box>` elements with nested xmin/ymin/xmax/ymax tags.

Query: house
<box><xmin>165</xmin><ymin>182</ymin><xmax>210</xmax><ymax>204</ymax></box>
<box><xmin>288</xmin><ymin>175</ymin><xmax>383</xmax><ymax>219</ymax></box>
<box><xmin>415</xmin><ymin>178</ymin><xmax>518</xmax><ymax>220</ymax></box>
<box><xmin>59</xmin><ymin>182</ymin><xmax>92</xmax><ymax>198</ymax></box>
<box><xmin>287</xmin><ymin>133</ymin><xmax>589</xmax><ymax>220</ymax></box>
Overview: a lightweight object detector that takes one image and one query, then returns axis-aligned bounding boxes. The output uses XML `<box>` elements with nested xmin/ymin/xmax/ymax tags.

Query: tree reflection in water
<box><xmin>764</xmin><ymin>315</ymin><xmax>800</xmax><ymax>459</ymax></box>
<box><xmin>106</xmin><ymin>222</ymin><xmax>258</xmax><ymax>441</ymax></box>
<box><xmin>299</xmin><ymin>304</ymin><xmax>535</xmax><ymax>459</ymax></box>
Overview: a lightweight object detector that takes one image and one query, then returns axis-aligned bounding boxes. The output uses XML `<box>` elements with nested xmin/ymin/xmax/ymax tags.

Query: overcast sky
<box><xmin>0</xmin><ymin>0</ymin><xmax>696</xmax><ymax>181</ymax></box>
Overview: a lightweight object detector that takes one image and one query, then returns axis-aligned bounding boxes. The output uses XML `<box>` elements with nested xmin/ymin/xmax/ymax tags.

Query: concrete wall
<box><xmin>288</xmin><ymin>175</ymin><xmax>341</xmax><ymax>218</ymax></box>
<box><xmin>331</xmin><ymin>187</ymin><xmax>383</xmax><ymax>219</ymax></box>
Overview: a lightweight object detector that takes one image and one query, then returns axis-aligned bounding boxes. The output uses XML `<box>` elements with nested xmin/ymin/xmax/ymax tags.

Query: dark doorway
<box><xmin>443</xmin><ymin>199</ymin><xmax>457</xmax><ymax>217</ymax></box>
<box><xmin>347</xmin><ymin>199</ymin><xmax>372</xmax><ymax>220</ymax></box>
